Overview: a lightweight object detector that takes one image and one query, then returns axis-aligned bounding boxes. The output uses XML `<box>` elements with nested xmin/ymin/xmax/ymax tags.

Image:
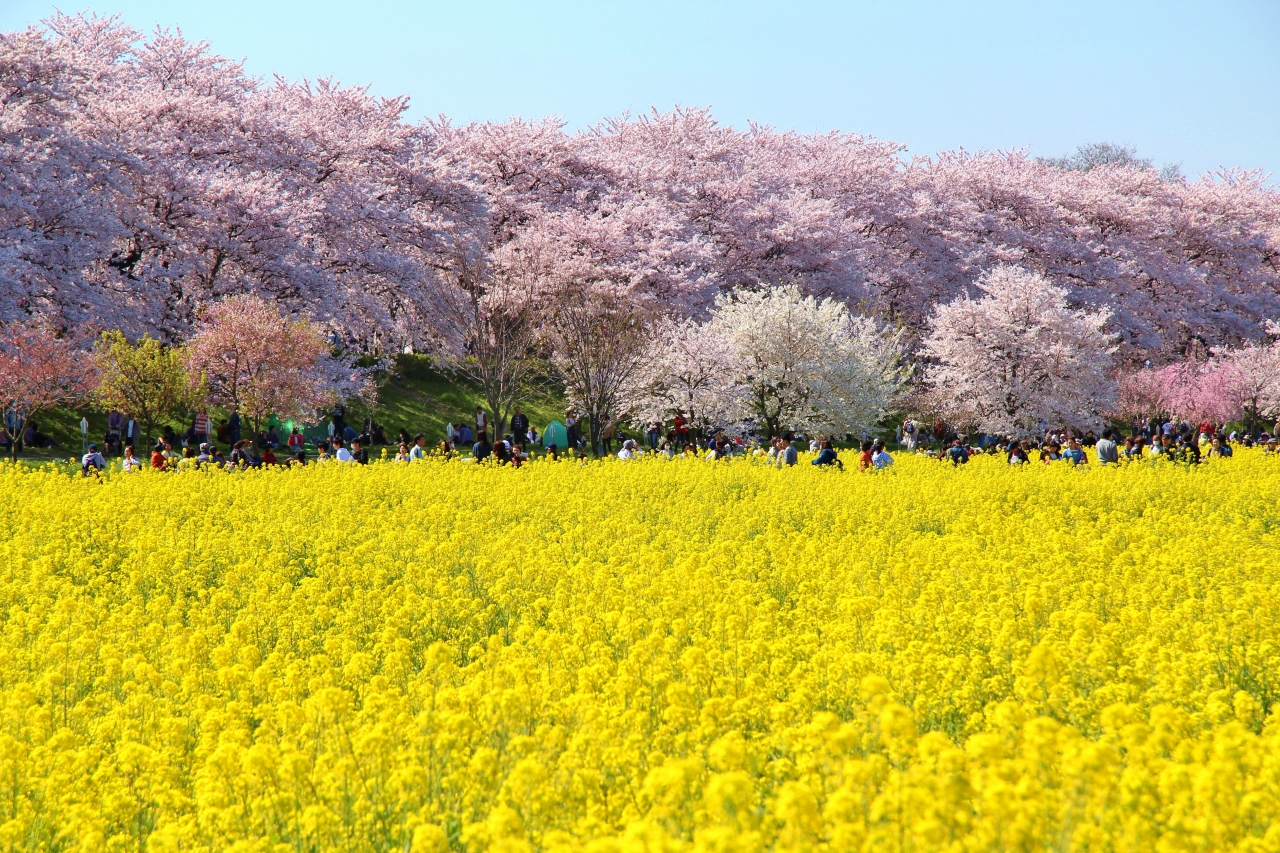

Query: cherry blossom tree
<box><xmin>545</xmin><ymin>283</ymin><xmax>652</xmax><ymax>456</ymax></box>
<box><xmin>0</xmin><ymin>24</ymin><xmax>123</xmax><ymax>330</ymax></box>
<box><xmin>922</xmin><ymin>266</ymin><xmax>1116</xmax><ymax>436</ymax></box>
<box><xmin>4</xmin><ymin>13</ymin><xmax>1280</xmax><ymax>375</ymax></box>
<box><xmin>185</xmin><ymin>295</ymin><xmax>336</xmax><ymax>433</ymax></box>
<box><xmin>705</xmin><ymin>284</ymin><xmax>905</xmax><ymax>439</ymax></box>
<box><xmin>1219</xmin><ymin>332</ymin><xmax>1280</xmax><ymax>433</ymax></box>
<box><xmin>619</xmin><ymin>316</ymin><xmax>742</xmax><ymax>432</ymax></box>
<box><xmin>0</xmin><ymin>326</ymin><xmax>95</xmax><ymax>458</ymax></box>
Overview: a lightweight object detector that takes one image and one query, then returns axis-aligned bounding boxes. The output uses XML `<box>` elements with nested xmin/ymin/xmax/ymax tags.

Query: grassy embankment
<box><xmin>11</xmin><ymin>355</ymin><xmax>567</xmax><ymax>461</ymax></box>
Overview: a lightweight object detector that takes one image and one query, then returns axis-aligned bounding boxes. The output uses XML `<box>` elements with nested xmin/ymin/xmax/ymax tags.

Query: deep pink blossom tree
<box><xmin>0</xmin><ymin>326</ymin><xmax>95</xmax><ymax>458</ymax></box>
<box><xmin>185</xmin><ymin>295</ymin><xmax>335</xmax><ymax>433</ymax></box>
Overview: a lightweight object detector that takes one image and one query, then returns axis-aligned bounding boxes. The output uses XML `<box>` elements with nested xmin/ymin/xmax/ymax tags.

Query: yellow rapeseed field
<box><xmin>1</xmin><ymin>451</ymin><xmax>1278</xmax><ymax>852</ymax></box>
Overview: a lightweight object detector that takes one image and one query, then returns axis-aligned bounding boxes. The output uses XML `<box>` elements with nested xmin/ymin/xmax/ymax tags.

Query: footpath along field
<box><xmin>1</xmin><ymin>452</ymin><xmax>1278</xmax><ymax>852</ymax></box>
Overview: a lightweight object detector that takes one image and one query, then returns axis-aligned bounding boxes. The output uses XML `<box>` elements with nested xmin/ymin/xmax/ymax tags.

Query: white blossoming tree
<box><xmin>705</xmin><ymin>285</ymin><xmax>906</xmax><ymax>438</ymax></box>
<box><xmin>922</xmin><ymin>265</ymin><xmax>1116</xmax><ymax>435</ymax></box>
<box><xmin>620</xmin><ymin>316</ymin><xmax>744</xmax><ymax>432</ymax></box>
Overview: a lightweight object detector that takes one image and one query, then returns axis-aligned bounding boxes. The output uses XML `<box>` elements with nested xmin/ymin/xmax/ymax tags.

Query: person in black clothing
<box><xmin>510</xmin><ymin>407</ymin><xmax>529</xmax><ymax>443</ymax></box>
<box><xmin>472</xmin><ymin>432</ymin><xmax>493</xmax><ymax>462</ymax></box>
<box><xmin>351</xmin><ymin>438</ymin><xmax>369</xmax><ymax>464</ymax></box>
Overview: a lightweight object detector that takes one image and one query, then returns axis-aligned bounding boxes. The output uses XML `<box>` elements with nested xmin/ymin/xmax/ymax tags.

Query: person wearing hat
<box><xmin>196</xmin><ymin>443</ymin><xmax>212</xmax><ymax>465</ymax></box>
<box><xmin>81</xmin><ymin>443</ymin><xmax>106</xmax><ymax>476</ymax></box>
<box><xmin>618</xmin><ymin>439</ymin><xmax>638</xmax><ymax>460</ymax></box>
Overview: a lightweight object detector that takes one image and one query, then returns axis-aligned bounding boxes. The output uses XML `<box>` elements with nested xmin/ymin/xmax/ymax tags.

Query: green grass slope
<box><xmin>9</xmin><ymin>355</ymin><xmax>567</xmax><ymax>460</ymax></box>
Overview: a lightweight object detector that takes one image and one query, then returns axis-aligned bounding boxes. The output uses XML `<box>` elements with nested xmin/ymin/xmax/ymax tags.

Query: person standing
<box><xmin>228</xmin><ymin>411</ymin><xmax>242</xmax><ymax>447</ymax></box>
<box><xmin>1095</xmin><ymin>429</ymin><xmax>1119</xmax><ymax>465</ymax></box>
<box><xmin>475</xmin><ymin>406</ymin><xmax>488</xmax><ymax>437</ymax></box>
<box><xmin>565</xmin><ymin>410</ymin><xmax>580</xmax><ymax>449</ymax></box>
<box><xmin>124</xmin><ymin>416</ymin><xmax>141</xmax><ymax>451</ymax></box>
<box><xmin>194</xmin><ymin>410</ymin><xmax>210</xmax><ymax>445</ymax></box>
<box><xmin>510</xmin><ymin>407</ymin><xmax>529</xmax><ymax>445</ymax></box>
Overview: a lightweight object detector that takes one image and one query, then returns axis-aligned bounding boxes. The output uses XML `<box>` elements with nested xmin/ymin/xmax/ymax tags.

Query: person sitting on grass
<box><xmin>150</xmin><ymin>443</ymin><xmax>166</xmax><ymax>469</ymax></box>
<box><xmin>122</xmin><ymin>445</ymin><xmax>143</xmax><ymax>472</ymax></box>
<box><xmin>812</xmin><ymin>439</ymin><xmax>841</xmax><ymax>468</ymax></box>
<box><xmin>351</xmin><ymin>438</ymin><xmax>369</xmax><ymax>465</ymax></box>
<box><xmin>81</xmin><ymin>444</ymin><xmax>106</xmax><ymax>477</ymax></box>
<box><xmin>472</xmin><ymin>431</ymin><xmax>493</xmax><ymax>462</ymax></box>
<box><xmin>778</xmin><ymin>438</ymin><xmax>798</xmax><ymax>467</ymax></box>
<box><xmin>1062</xmin><ymin>438</ymin><xmax>1088</xmax><ymax>466</ymax></box>
<box><xmin>871</xmin><ymin>439</ymin><xmax>894</xmax><ymax>470</ymax></box>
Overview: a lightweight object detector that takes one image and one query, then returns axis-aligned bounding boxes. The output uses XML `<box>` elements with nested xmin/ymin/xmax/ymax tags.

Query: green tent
<box><xmin>542</xmin><ymin>420</ymin><xmax>568</xmax><ymax>450</ymax></box>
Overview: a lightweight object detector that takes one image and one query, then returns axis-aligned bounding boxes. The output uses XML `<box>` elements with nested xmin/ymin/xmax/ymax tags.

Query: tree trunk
<box><xmin>589</xmin><ymin>414</ymin><xmax>603</xmax><ymax>457</ymax></box>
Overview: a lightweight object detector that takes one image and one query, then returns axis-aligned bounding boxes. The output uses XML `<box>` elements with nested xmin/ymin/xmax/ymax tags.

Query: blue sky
<box><xmin>4</xmin><ymin>1</ymin><xmax>1277</xmax><ymax>179</ymax></box>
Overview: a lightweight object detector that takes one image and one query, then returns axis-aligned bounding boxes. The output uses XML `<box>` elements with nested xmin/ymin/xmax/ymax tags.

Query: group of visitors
<box><xmin>902</xmin><ymin>415</ymin><xmax>1277</xmax><ymax>468</ymax></box>
<box><xmin>65</xmin><ymin>398</ymin><xmax>1280</xmax><ymax>476</ymax></box>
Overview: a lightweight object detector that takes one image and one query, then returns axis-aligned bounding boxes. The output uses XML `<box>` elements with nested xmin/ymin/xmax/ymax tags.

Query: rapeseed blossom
<box><xmin>0</xmin><ymin>452</ymin><xmax>1277</xmax><ymax>851</ymax></box>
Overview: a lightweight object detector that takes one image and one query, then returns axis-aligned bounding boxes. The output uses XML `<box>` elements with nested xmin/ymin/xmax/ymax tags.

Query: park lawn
<box><xmin>12</xmin><ymin>355</ymin><xmax>567</xmax><ymax>461</ymax></box>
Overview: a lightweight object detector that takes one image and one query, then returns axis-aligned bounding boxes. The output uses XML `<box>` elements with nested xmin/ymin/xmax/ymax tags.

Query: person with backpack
<box><xmin>81</xmin><ymin>444</ymin><xmax>106</xmax><ymax>477</ymax></box>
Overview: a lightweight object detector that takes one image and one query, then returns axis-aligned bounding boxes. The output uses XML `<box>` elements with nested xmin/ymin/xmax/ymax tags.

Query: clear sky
<box><xmin>3</xmin><ymin>1</ymin><xmax>1277</xmax><ymax>179</ymax></box>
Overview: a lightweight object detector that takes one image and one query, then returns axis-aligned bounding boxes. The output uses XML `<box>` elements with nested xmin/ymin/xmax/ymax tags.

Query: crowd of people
<box><xmin>60</xmin><ymin>399</ymin><xmax>1280</xmax><ymax>477</ymax></box>
<box><xmin>897</xmin><ymin>415</ymin><xmax>1280</xmax><ymax>467</ymax></box>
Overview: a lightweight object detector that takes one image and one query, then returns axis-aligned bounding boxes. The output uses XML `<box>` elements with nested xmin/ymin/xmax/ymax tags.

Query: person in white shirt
<box><xmin>121</xmin><ymin>444</ymin><xmax>143</xmax><ymax>472</ymax></box>
<box><xmin>334</xmin><ymin>439</ymin><xmax>355</xmax><ymax>463</ymax></box>
<box><xmin>870</xmin><ymin>439</ymin><xmax>894</xmax><ymax>469</ymax></box>
<box><xmin>617</xmin><ymin>439</ymin><xmax>638</xmax><ymax>459</ymax></box>
<box><xmin>408</xmin><ymin>434</ymin><xmax>427</xmax><ymax>461</ymax></box>
<box><xmin>475</xmin><ymin>406</ymin><xmax>488</xmax><ymax>435</ymax></box>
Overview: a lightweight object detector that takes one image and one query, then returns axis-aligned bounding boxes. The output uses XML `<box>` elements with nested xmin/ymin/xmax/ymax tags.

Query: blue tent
<box><xmin>542</xmin><ymin>420</ymin><xmax>568</xmax><ymax>449</ymax></box>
